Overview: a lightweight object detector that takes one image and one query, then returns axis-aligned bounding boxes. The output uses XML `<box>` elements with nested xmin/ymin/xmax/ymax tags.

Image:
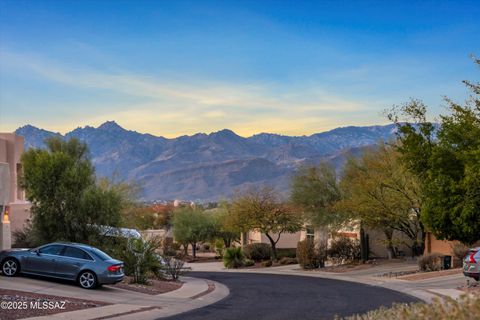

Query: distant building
<box><xmin>0</xmin><ymin>133</ymin><xmax>31</xmax><ymax>250</ymax></box>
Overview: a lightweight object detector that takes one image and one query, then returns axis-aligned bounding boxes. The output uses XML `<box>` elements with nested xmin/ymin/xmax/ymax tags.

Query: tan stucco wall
<box><xmin>9</xmin><ymin>203</ymin><xmax>31</xmax><ymax>233</ymax></box>
<box><xmin>246</xmin><ymin>230</ymin><xmax>301</xmax><ymax>248</ymax></box>
<box><xmin>0</xmin><ymin>133</ymin><xmax>31</xmax><ymax>249</ymax></box>
<box><xmin>0</xmin><ymin>133</ymin><xmax>25</xmax><ymax>203</ymax></box>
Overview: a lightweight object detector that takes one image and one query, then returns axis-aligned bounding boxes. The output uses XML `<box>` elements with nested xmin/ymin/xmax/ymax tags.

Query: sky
<box><xmin>0</xmin><ymin>0</ymin><xmax>479</xmax><ymax>138</ymax></box>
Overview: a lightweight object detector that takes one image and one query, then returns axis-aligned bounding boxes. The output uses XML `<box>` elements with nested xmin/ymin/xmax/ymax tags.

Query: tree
<box><xmin>291</xmin><ymin>162</ymin><xmax>343</xmax><ymax>227</ymax></box>
<box><xmin>172</xmin><ymin>207</ymin><xmax>214</xmax><ymax>258</ymax></box>
<box><xmin>338</xmin><ymin>144</ymin><xmax>423</xmax><ymax>258</ymax></box>
<box><xmin>207</xmin><ymin>204</ymin><xmax>240</xmax><ymax>248</ymax></box>
<box><xmin>388</xmin><ymin>59</ymin><xmax>480</xmax><ymax>245</ymax></box>
<box><xmin>20</xmin><ymin>137</ymin><xmax>123</xmax><ymax>244</ymax></box>
<box><xmin>290</xmin><ymin>162</ymin><xmax>343</xmax><ymax>256</ymax></box>
<box><xmin>231</xmin><ymin>187</ymin><xmax>303</xmax><ymax>260</ymax></box>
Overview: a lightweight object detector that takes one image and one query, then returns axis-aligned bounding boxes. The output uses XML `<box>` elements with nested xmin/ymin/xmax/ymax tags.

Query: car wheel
<box><xmin>2</xmin><ymin>258</ymin><xmax>20</xmax><ymax>277</ymax></box>
<box><xmin>78</xmin><ymin>271</ymin><xmax>98</xmax><ymax>289</ymax></box>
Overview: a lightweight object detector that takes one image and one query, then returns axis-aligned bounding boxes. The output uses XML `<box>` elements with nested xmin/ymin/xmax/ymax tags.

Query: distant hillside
<box><xmin>15</xmin><ymin>121</ymin><xmax>397</xmax><ymax>201</ymax></box>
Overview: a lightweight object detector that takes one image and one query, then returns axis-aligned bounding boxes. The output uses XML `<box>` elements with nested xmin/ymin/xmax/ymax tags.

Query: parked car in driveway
<box><xmin>463</xmin><ymin>247</ymin><xmax>480</xmax><ymax>281</ymax></box>
<box><xmin>0</xmin><ymin>242</ymin><xmax>124</xmax><ymax>289</ymax></box>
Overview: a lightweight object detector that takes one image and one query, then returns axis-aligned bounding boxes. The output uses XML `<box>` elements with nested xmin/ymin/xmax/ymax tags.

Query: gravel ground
<box><xmin>0</xmin><ymin>289</ymin><xmax>109</xmax><ymax>320</ymax></box>
<box><xmin>111</xmin><ymin>276</ymin><xmax>183</xmax><ymax>295</ymax></box>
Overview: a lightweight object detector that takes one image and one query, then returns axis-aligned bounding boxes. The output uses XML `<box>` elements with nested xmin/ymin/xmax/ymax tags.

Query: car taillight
<box><xmin>469</xmin><ymin>251</ymin><xmax>478</xmax><ymax>263</ymax></box>
<box><xmin>108</xmin><ymin>265</ymin><xmax>121</xmax><ymax>272</ymax></box>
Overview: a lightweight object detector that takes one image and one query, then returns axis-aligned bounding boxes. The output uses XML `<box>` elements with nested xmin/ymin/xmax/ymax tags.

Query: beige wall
<box><xmin>0</xmin><ymin>133</ymin><xmax>26</xmax><ymax>203</ymax></box>
<box><xmin>9</xmin><ymin>203</ymin><xmax>31</xmax><ymax>233</ymax></box>
<box><xmin>246</xmin><ymin>230</ymin><xmax>301</xmax><ymax>248</ymax></box>
<box><xmin>0</xmin><ymin>133</ymin><xmax>32</xmax><ymax>249</ymax></box>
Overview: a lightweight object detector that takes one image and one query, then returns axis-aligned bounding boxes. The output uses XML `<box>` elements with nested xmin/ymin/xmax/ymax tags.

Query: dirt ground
<box><xmin>0</xmin><ymin>289</ymin><xmax>109</xmax><ymax>320</ymax></box>
<box><xmin>113</xmin><ymin>276</ymin><xmax>183</xmax><ymax>295</ymax></box>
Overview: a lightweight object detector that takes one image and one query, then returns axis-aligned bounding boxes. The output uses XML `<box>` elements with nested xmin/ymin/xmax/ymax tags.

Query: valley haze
<box><xmin>16</xmin><ymin>121</ymin><xmax>397</xmax><ymax>202</ymax></box>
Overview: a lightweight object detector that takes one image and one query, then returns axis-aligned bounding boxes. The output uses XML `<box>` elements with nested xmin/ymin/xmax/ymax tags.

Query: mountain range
<box><xmin>15</xmin><ymin>121</ymin><xmax>397</xmax><ymax>201</ymax></box>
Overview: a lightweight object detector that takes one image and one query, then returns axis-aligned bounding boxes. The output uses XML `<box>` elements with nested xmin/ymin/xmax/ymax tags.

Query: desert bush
<box><xmin>328</xmin><ymin>237</ymin><xmax>361</xmax><ymax>264</ymax></box>
<box><xmin>12</xmin><ymin>223</ymin><xmax>40</xmax><ymax>248</ymax></box>
<box><xmin>160</xmin><ymin>255</ymin><xmax>187</xmax><ymax>281</ymax></box>
<box><xmin>261</xmin><ymin>260</ymin><xmax>273</xmax><ymax>267</ymax></box>
<box><xmin>215</xmin><ymin>239</ymin><xmax>224</xmax><ymax>258</ymax></box>
<box><xmin>342</xmin><ymin>295</ymin><xmax>480</xmax><ymax>320</ymax></box>
<box><xmin>123</xmin><ymin>237</ymin><xmax>162</xmax><ymax>284</ymax></box>
<box><xmin>277</xmin><ymin>248</ymin><xmax>297</xmax><ymax>259</ymax></box>
<box><xmin>418</xmin><ymin>252</ymin><xmax>443</xmax><ymax>271</ymax></box>
<box><xmin>243</xmin><ymin>259</ymin><xmax>255</xmax><ymax>267</ymax></box>
<box><xmin>279</xmin><ymin>257</ymin><xmax>298</xmax><ymax>265</ymax></box>
<box><xmin>223</xmin><ymin>247</ymin><xmax>245</xmax><ymax>269</ymax></box>
<box><xmin>297</xmin><ymin>240</ymin><xmax>324</xmax><ymax>269</ymax></box>
<box><xmin>243</xmin><ymin>243</ymin><xmax>272</xmax><ymax>261</ymax></box>
<box><xmin>452</xmin><ymin>243</ymin><xmax>470</xmax><ymax>267</ymax></box>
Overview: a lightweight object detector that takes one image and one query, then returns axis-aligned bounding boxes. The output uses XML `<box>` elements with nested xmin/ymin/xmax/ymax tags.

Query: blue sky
<box><xmin>0</xmin><ymin>0</ymin><xmax>479</xmax><ymax>137</ymax></box>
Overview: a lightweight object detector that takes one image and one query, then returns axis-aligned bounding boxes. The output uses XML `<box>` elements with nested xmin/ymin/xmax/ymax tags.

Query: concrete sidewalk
<box><xmin>186</xmin><ymin>261</ymin><xmax>470</xmax><ymax>303</ymax></box>
<box><xmin>0</xmin><ymin>275</ymin><xmax>229</xmax><ymax>320</ymax></box>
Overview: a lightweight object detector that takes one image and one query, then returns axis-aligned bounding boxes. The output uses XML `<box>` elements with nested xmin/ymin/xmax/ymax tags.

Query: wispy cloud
<box><xmin>0</xmin><ymin>50</ymin><xmax>380</xmax><ymax>137</ymax></box>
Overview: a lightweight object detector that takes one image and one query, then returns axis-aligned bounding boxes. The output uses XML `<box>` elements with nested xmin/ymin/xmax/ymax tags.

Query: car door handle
<box><xmin>51</xmin><ymin>259</ymin><xmax>56</xmax><ymax>262</ymax></box>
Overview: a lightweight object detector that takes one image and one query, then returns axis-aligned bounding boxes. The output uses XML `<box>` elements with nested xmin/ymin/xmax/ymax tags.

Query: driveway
<box><xmin>165</xmin><ymin>272</ymin><xmax>419</xmax><ymax>320</ymax></box>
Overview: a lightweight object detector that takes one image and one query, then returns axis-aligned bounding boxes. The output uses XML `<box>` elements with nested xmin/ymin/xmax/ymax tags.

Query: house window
<box><xmin>306</xmin><ymin>226</ymin><xmax>314</xmax><ymax>242</ymax></box>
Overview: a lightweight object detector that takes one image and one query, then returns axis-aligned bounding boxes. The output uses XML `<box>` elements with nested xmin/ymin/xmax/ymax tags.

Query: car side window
<box><xmin>39</xmin><ymin>245</ymin><xmax>64</xmax><ymax>256</ymax></box>
<box><xmin>63</xmin><ymin>247</ymin><xmax>93</xmax><ymax>260</ymax></box>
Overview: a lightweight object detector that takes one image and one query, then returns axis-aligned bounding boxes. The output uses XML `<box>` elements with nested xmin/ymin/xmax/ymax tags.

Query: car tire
<box><xmin>1</xmin><ymin>258</ymin><xmax>20</xmax><ymax>277</ymax></box>
<box><xmin>77</xmin><ymin>270</ymin><xmax>98</xmax><ymax>289</ymax></box>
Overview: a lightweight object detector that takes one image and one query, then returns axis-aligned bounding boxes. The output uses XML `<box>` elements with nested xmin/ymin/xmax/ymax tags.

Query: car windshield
<box><xmin>90</xmin><ymin>247</ymin><xmax>113</xmax><ymax>261</ymax></box>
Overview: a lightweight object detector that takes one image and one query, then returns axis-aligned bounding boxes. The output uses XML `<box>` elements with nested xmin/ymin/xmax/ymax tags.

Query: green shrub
<box><xmin>122</xmin><ymin>237</ymin><xmax>162</xmax><ymax>284</ymax></box>
<box><xmin>297</xmin><ymin>240</ymin><xmax>324</xmax><ymax>269</ymax></box>
<box><xmin>328</xmin><ymin>237</ymin><xmax>361</xmax><ymax>264</ymax></box>
<box><xmin>342</xmin><ymin>295</ymin><xmax>480</xmax><ymax>320</ymax></box>
<box><xmin>223</xmin><ymin>247</ymin><xmax>244</xmax><ymax>269</ymax></box>
<box><xmin>215</xmin><ymin>239</ymin><xmax>225</xmax><ymax>258</ymax></box>
<box><xmin>261</xmin><ymin>260</ymin><xmax>273</xmax><ymax>267</ymax></box>
<box><xmin>418</xmin><ymin>252</ymin><xmax>443</xmax><ymax>271</ymax></box>
<box><xmin>243</xmin><ymin>243</ymin><xmax>272</xmax><ymax>261</ymax></box>
<box><xmin>243</xmin><ymin>259</ymin><xmax>255</xmax><ymax>267</ymax></box>
<box><xmin>277</xmin><ymin>248</ymin><xmax>297</xmax><ymax>259</ymax></box>
<box><xmin>279</xmin><ymin>257</ymin><xmax>298</xmax><ymax>265</ymax></box>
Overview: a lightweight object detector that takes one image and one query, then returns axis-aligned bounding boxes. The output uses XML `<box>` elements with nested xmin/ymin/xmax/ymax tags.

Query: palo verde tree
<box><xmin>172</xmin><ymin>206</ymin><xmax>215</xmax><ymax>258</ymax></box>
<box><xmin>20</xmin><ymin>137</ymin><xmax>123</xmax><ymax>245</ymax></box>
<box><xmin>206</xmin><ymin>204</ymin><xmax>240</xmax><ymax>248</ymax></box>
<box><xmin>388</xmin><ymin>58</ymin><xmax>480</xmax><ymax>245</ymax></box>
<box><xmin>290</xmin><ymin>162</ymin><xmax>343</xmax><ymax>229</ymax></box>
<box><xmin>231</xmin><ymin>186</ymin><xmax>304</xmax><ymax>260</ymax></box>
<box><xmin>338</xmin><ymin>144</ymin><xmax>423</xmax><ymax>258</ymax></box>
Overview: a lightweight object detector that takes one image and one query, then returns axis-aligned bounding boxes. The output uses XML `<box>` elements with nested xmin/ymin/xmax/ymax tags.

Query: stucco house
<box><xmin>0</xmin><ymin>133</ymin><xmax>31</xmax><ymax>250</ymax></box>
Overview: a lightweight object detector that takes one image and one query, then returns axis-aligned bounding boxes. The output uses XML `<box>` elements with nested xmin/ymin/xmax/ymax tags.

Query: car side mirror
<box><xmin>31</xmin><ymin>249</ymin><xmax>40</xmax><ymax>255</ymax></box>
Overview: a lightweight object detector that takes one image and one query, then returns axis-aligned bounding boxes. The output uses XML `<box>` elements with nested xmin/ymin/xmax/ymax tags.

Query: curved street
<box><xmin>165</xmin><ymin>272</ymin><xmax>419</xmax><ymax>320</ymax></box>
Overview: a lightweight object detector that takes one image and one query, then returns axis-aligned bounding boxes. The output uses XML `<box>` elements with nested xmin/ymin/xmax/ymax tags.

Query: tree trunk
<box><xmin>183</xmin><ymin>243</ymin><xmax>188</xmax><ymax>256</ymax></box>
<box><xmin>224</xmin><ymin>238</ymin><xmax>231</xmax><ymax>248</ymax></box>
<box><xmin>265</xmin><ymin>233</ymin><xmax>278</xmax><ymax>261</ymax></box>
<box><xmin>191</xmin><ymin>242</ymin><xmax>197</xmax><ymax>258</ymax></box>
<box><xmin>384</xmin><ymin>228</ymin><xmax>396</xmax><ymax>259</ymax></box>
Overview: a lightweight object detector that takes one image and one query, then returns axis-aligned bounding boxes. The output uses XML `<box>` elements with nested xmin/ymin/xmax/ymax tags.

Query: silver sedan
<box><xmin>0</xmin><ymin>242</ymin><xmax>124</xmax><ymax>289</ymax></box>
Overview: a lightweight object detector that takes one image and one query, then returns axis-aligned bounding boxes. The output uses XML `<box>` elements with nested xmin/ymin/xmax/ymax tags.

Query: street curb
<box><xmin>20</xmin><ymin>277</ymin><xmax>229</xmax><ymax>320</ymax></box>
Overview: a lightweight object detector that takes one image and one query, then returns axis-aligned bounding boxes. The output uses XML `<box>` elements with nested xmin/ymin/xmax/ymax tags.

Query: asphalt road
<box><xmin>164</xmin><ymin>272</ymin><xmax>419</xmax><ymax>320</ymax></box>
